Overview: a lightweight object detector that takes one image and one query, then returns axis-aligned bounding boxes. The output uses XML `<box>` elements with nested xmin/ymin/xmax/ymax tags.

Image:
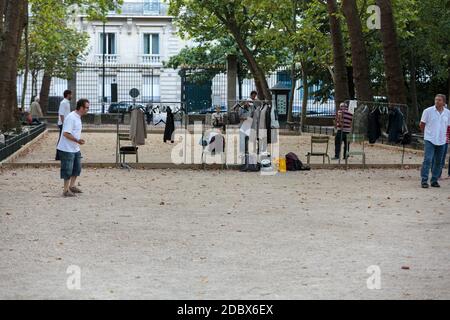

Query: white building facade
<box><xmin>75</xmin><ymin>0</ymin><xmax>189</xmax><ymax>112</ymax></box>
<box><xmin>17</xmin><ymin>0</ymin><xmax>190</xmax><ymax>113</ymax></box>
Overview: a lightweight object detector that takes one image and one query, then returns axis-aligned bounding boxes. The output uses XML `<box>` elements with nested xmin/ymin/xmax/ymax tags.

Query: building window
<box><xmin>98</xmin><ymin>75</ymin><xmax>116</xmax><ymax>103</ymax></box>
<box><xmin>143</xmin><ymin>0</ymin><xmax>160</xmax><ymax>14</ymax></box>
<box><xmin>99</xmin><ymin>33</ymin><xmax>117</xmax><ymax>55</ymax></box>
<box><xmin>143</xmin><ymin>34</ymin><xmax>160</xmax><ymax>55</ymax></box>
<box><xmin>142</xmin><ymin>75</ymin><xmax>160</xmax><ymax>102</ymax></box>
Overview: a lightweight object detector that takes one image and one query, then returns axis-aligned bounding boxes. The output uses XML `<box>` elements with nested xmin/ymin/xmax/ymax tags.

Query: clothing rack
<box><xmin>343</xmin><ymin>100</ymin><xmax>410</xmax><ymax>165</ymax></box>
<box><xmin>234</xmin><ymin>100</ymin><xmax>274</xmax><ymax>171</ymax></box>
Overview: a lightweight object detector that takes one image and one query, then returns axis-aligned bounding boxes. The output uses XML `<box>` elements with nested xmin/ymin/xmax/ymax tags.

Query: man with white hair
<box><xmin>30</xmin><ymin>96</ymin><xmax>43</xmax><ymax>123</ymax></box>
<box><xmin>420</xmin><ymin>94</ymin><xmax>450</xmax><ymax>188</ymax></box>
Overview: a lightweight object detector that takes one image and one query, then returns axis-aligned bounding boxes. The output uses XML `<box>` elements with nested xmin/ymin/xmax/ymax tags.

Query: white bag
<box><xmin>240</xmin><ymin>117</ymin><xmax>253</xmax><ymax>136</ymax></box>
<box><xmin>271</xmin><ymin>106</ymin><xmax>280</xmax><ymax>129</ymax></box>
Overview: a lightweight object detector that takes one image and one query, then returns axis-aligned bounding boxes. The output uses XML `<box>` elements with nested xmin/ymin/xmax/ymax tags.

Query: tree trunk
<box><xmin>39</xmin><ymin>72</ymin><xmax>52</xmax><ymax>115</ymax></box>
<box><xmin>376</xmin><ymin>0</ymin><xmax>407</xmax><ymax>105</ymax></box>
<box><xmin>0</xmin><ymin>0</ymin><xmax>28</xmax><ymax>132</ymax></box>
<box><xmin>300</xmin><ymin>62</ymin><xmax>309</xmax><ymax>132</ymax></box>
<box><xmin>447</xmin><ymin>60</ymin><xmax>450</xmax><ymax>103</ymax></box>
<box><xmin>21</xmin><ymin>8</ymin><xmax>29</xmax><ymax>110</ymax></box>
<box><xmin>237</xmin><ymin>63</ymin><xmax>243</xmax><ymax>100</ymax></box>
<box><xmin>226</xmin><ymin>21</ymin><xmax>272</xmax><ymax>101</ymax></box>
<box><xmin>326</xmin><ymin>0</ymin><xmax>350</xmax><ymax>110</ymax></box>
<box><xmin>408</xmin><ymin>50</ymin><xmax>419</xmax><ymax>127</ymax></box>
<box><xmin>287</xmin><ymin>63</ymin><xmax>296</xmax><ymax>127</ymax></box>
<box><xmin>347</xmin><ymin>66</ymin><xmax>355</xmax><ymax>99</ymax></box>
<box><xmin>342</xmin><ymin>0</ymin><xmax>373</xmax><ymax>102</ymax></box>
<box><xmin>31</xmin><ymin>70</ymin><xmax>38</xmax><ymax>97</ymax></box>
<box><xmin>287</xmin><ymin>0</ymin><xmax>298</xmax><ymax>129</ymax></box>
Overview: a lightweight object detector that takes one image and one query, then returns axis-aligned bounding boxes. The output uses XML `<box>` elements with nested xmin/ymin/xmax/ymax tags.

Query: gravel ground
<box><xmin>13</xmin><ymin>131</ymin><xmax>424</xmax><ymax>165</ymax></box>
<box><xmin>0</xmin><ymin>168</ymin><xmax>449</xmax><ymax>300</ymax></box>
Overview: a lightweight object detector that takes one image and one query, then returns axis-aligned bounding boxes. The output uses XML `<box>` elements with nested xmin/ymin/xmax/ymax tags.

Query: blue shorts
<box><xmin>59</xmin><ymin>151</ymin><xmax>82</xmax><ymax>180</ymax></box>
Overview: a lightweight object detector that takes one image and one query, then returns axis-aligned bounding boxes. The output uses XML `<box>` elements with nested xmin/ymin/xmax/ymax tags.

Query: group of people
<box><xmin>333</xmin><ymin>94</ymin><xmax>450</xmax><ymax>188</ymax></box>
<box><xmin>53</xmin><ymin>89</ymin><xmax>449</xmax><ymax>197</ymax></box>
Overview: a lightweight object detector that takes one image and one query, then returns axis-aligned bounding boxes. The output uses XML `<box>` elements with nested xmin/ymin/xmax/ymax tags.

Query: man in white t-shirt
<box><xmin>55</xmin><ymin>90</ymin><xmax>73</xmax><ymax>160</ymax></box>
<box><xmin>420</xmin><ymin>94</ymin><xmax>450</xmax><ymax>188</ymax></box>
<box><xmin>57</xmin><ymin>99</ymin><xmax>89</xmax><ymax>197</ymax></box>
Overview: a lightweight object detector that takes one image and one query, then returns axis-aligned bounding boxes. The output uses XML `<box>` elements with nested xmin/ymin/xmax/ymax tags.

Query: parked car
<box><xmin>199</xmin><ymin>106</ymin><xmax>227</xmax><ymax>114</ymax></box>
<box><xmin>147</xmin><ymin>104</ymin><xmax>184</xmax><ymax>126</ymax></box>
<box><xmin>108</xmin><ymin>102</ymin><xmax>145</xmax><ymax>114</ymax></box>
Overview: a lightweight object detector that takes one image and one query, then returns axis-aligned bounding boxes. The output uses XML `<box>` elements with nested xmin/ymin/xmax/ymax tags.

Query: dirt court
<box><xmin>13</xmin><ymin>131</ymin><xmax>424</xmax><ymax>165</ymax></box>
<box><xmin>0</xmin><ymin>167</ymin><xmax>449</xmax><ymax>300</ymax></box>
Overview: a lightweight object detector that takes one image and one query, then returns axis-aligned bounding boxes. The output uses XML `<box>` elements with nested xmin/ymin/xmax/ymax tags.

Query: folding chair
<box><xmin>306</xmin><ymin>136</ymin><xmax>331</xmax><ymax>164</ymax></box>
<box><xmin>345</xmin><ymin>134</ymin><xmax>366</xmax><ymax>169</ymax></box>
<box><xmin>117</xmin><ymin>133</ymin><xmax>139</xmax><ymax>164</ymax></box>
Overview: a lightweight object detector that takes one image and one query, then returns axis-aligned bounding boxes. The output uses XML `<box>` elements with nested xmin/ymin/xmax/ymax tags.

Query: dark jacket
<box><xmin>163</xmin><ymin>108</ymin><xmax>175</xmax><ymax>142</ymax></box>
<box><xmin>387</xmin><ymin>107</ymin><xmax>404</xmax><ymax>143</ymax></box>
<box><xmin>368</xmin><ymin>108</ymin><xmax>381</xmax><ymax>144</ymax></box>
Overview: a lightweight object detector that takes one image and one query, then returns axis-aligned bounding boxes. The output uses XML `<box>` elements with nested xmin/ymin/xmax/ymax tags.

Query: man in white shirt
<box><xmin>57</xmin><ymin>99</ymin><xmax>89</xmax><ymax>197</ymax></box>
<box><xmin>420</xmin><ymin>94</ymin><xmax>450</xmax><ymax>188</ymax></box>
<box><xmin>55</xmin><ymin>90</ymin><xmax>72</xmax><ymax>160</ymax></box>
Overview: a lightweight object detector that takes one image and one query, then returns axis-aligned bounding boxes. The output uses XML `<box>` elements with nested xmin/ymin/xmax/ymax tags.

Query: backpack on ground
<box><xmin>285</xmin><ymin>152</ymin><xmax>310</xmax><ymax>171</ymax></box>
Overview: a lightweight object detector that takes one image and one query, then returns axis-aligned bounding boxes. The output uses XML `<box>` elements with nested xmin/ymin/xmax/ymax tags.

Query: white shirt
<box><xmin>421</xmin><ymin>106</ymin><xmax>450</xmax><ymax>146</ymax></box>
<box><xmin>58</xmin><ymin>99</ymin><xmax>71</xmax><ymax>126</ymax></box>
<box><xmin>57</xmin><ymin>111</ymin><xmax>82</xmax><ymax>153</ymax></box>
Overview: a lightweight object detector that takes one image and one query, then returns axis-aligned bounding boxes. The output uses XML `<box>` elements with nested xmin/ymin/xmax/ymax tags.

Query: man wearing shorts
<box><xmin>57</xmin><ymin>99</ymin><xmax>89</xmax><ymax>197</ymax></box>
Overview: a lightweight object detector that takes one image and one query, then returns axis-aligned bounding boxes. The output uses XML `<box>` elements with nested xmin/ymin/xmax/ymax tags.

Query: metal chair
<box><xmin>117</xmin><ymin>133</ymin><xmax>139</xmax><ymax>164</ymax></box>
<box><xmin>307</xmin><ymin>136</ymin><xmax>331</xmax><ymax>164</ymax></box>
<box><xmin>345</xmin><ymin>134</ymin><xmax>366</xmax><ymax>169</ymax></box>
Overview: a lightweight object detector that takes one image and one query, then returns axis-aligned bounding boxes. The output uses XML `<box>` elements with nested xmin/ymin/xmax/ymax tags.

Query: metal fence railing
<box><xmin>17</xmin><ymin>65</ymin><xmax>337</xmax><ymax>118</ymax></box>
<box><xmin>0</xmin><ymin>123</ymin><xmax>47</xmax><ymax>162</ymax></box>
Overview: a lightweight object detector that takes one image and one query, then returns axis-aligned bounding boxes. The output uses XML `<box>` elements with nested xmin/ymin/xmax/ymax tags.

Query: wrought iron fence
<box><xmin>17</xmin><ymin>64</ymin><xmax>336</xmax><ymax>118</ymax></box>
<box><xmin>76</xmin><ymin>64</ymin><xmax>162</xmax><ymax>114</ymax></box>
<box><xmin>179</xmin><ymin>67</ymin><xmax>336</xmax><ymax>118</ymax></box>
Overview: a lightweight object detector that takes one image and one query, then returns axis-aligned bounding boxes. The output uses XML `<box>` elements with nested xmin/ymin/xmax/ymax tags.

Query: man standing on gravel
<box><xmin>420</xmin><ymin>94</ymin><xmax>450</xmax><ymax>188</ymax></box>
<box><xmin>57</xmin><ymin>99</ymin><xmax>89</xmax><ymax>197</ymax></box>
<box><xmin>56</xmin><ymin>90</ymin><xmax>72</xmax><ymax>160</ymax></box>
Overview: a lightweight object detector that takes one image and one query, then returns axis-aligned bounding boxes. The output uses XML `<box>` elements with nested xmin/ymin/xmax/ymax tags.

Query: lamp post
<box><xmin>102</xmin><ymin>20</ymin><xmax>106</xmax><ymax>114</ymax></box>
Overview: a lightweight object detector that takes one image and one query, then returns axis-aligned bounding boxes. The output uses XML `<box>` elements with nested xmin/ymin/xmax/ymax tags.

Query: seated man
<box><xmin>211</xmin><ymin>106</ymin><xmax>224</xmax><ymax>129</ymax></box>
<box><xmin>30</xmin><ymin>97</ymin><xmax>44</xmax><ymax>124</ymax></box>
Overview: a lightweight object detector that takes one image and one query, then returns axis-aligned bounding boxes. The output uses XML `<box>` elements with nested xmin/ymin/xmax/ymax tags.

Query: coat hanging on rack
<box><xmin>130</xmin><ymin>108</ymin><xmax>147</xmax><ymax>146</ymax></box>
<box><xmin>387</xmin><ymin>107</ymin><xmax>405</xmax><ymax>143</ymax></box>
<box><xmin>164</xmin><ymin>107</ymin><xmax>175</xmax><ymax>143</ymax></box>
<box><xmin>368</xmin><ymin>107</ymin><xmax>381</xmax><ymax>144</ymax></box>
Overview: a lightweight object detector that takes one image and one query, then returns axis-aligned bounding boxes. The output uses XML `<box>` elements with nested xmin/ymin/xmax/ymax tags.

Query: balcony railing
<box><xmin>139</xmin><ymin>54</ymin><xmax>162</xmax><ymax>65</ymax></box>
<box><xmin>108</xmin><ymin>2</ymin><xmax>169</xmax><ymax>16</ymax></box>
<box><xmin>95</xmin><ymin>54</ymin><xmax>119</xmax><ymax>64</ymax></box>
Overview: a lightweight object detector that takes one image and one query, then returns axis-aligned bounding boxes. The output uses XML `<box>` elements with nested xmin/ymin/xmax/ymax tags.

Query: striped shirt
<box><xmin>447</xmin><ymin>125</ymin><xmax>450</xmax><ymax>144</ymax></box>
<box><xmin>336</xmin><ymin>107</ymin><xmax>353</xmax><ymax>133</ymax></box>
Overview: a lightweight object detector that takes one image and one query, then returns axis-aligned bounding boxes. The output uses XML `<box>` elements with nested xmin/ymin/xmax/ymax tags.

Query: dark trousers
<box><xmin>335</xmin><ymin>130</ymin><xmax>349</xmax><ymax>159</ymax></box>
<box><xmin>55</xmin><ymin>125</ymin><xmax>63</xmax><ymax>160</ymax></box>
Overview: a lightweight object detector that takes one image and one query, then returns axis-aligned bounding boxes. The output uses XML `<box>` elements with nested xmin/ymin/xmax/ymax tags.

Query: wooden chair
<box><xmin>307</xmin><ymin>136</ymin><xmax>331</xmax><ymax>164</ymax></box>
<box><xmin>117</xmin><ymin>133</ymin><xmax>139</xmax><ymax>164</ymax></box>
<box><xmin>345</xmin><ymin>134</ymin><xmax>366</xmax><ymax>169</ymax></box>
